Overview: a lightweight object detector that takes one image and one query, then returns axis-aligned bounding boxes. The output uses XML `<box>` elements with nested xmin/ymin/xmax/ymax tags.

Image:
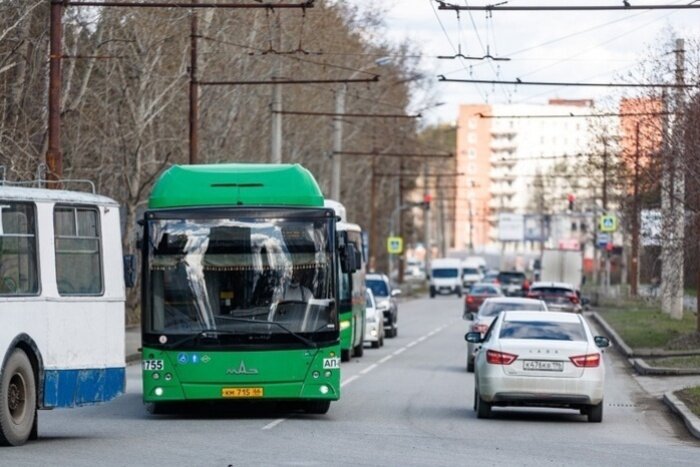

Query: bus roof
<box><xmin>0</xmin><ymin>185</ymin><xmax>118</xmax><ymax>207</ymax></box>
<box><xmin>337</xmin><ymin>221</ymin><xmax>361</xmax><ymax>233</ymax></box>
<box><xmin>149</xmin><ymin>163</ymin><xmax>325</xmax><ymax>209</ymax></box>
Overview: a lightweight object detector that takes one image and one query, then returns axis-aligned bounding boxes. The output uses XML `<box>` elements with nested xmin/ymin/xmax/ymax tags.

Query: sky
<box><xmin>350</xmin><ymin>0</ymin><xmax>700</xmax><ymax>124</ymax></box>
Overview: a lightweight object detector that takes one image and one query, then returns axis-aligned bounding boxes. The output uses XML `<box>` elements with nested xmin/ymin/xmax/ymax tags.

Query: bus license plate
<box><xmin>523</xmin><ymin>360</ymin><xmax>563</xmax><ymax>372</ymax></box>
<box><xmin>222</xmin><ymin>387</ymin><xmax>264</xmax><ymax>398</ymax></box>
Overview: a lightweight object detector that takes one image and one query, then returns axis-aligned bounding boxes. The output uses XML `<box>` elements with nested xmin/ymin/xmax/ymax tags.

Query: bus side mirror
<box><xmin>341</xmin><ymin>243</ymin><xmax>358</xmax><ymax>274</ymax></box>
<box><xmin>123</xmin><ymin>255</ymin><xmax>137</xmax><ymax>288</ymax></box>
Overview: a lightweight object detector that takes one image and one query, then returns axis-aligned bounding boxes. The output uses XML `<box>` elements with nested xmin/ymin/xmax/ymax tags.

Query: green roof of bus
<box><xmin>149</xmin><ymin>163</ymin><xmax>325</xmax><ymax>209</ymax></box>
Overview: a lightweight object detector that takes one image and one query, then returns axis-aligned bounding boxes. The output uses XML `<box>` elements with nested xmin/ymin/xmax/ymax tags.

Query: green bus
<box><xmin>326</xmin><ymin>201</ymin><xmax>366</xmax><ymax>362</ymax></box>
<box><xmin>140</xmin><ymin>164</ymin><xmax>359</xmax><ymax>414</ymax></box>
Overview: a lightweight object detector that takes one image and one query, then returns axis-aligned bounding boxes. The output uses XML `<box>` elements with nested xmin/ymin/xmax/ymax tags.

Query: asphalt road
<box><xmin>3</xmin><ymin>296</ymin><xmax>699</xmax><ymax>466</ymax></box>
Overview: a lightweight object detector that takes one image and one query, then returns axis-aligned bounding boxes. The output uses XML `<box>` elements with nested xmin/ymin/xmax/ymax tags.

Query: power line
<box><xmin>272</xmin><ymin>110</ymin><xmax>421</xmax><ymax>118</ymax></box>
<box><xmin>438</xmin><ymin>76</ymin><xmax>699</xmax><ymax>88</ymax></box>
<box><xmin>64</xmin><ymin>1</ymin><xmax>315</xmax><ymax>8</ymax></box>
<box><xmin>436</xmin><ymin>2</ymin><xmax>700</xmax><ymax>12</ymax></box>
<box><xmin>334</xmin><ymin>151</ymin><xmax>453</xmax><ymax>159</ymax></box>
<box><xmin>478</xmin><ymin>111</ymin><xmax>672</xmax><ymax>119</ymax></box>
<box><xmin>199</xmin><ymin>77</ymin><xmax>378</xmax><ymax>86</ymax></box>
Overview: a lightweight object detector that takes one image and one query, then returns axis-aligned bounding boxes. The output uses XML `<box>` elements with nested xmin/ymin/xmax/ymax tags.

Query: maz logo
<box><xmin>226</xmin><ymin>361</ymin><xmax>259</xmax><ymax>376</ymax></box>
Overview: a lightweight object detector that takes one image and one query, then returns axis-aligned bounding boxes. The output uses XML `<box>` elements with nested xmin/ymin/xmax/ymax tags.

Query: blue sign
<box><xmin>177</xmin><ymin>353</ymin><xmax>188</xmax><ymax>365</ymax></box>
<box><xmin>597</xmin><ymin>233</ymin><xmax>611</xmax><ymax>248</ymax></box>
<box><xmin>191</xmin><ymin>354</ymin><xmax>199</xmax><ymax>364</ymax></box>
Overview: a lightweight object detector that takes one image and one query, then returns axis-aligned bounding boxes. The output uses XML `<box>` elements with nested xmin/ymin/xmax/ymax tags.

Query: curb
<box><xmin>632</xmin><ymin>358</ymin><xmax>700</xmax><ymax>376</ymax></box>
<box><xmin>663</xmin><ymin>391</ymin><xmax>700</xmax><ymax>440</ymax></box>
<box><xmin>126</xmin><ymin>353</ymin><xmax>141</xmax><ymax>365</ymax></box>
<box><xmin>589</xmin><ymin>312</ymin><xmax>634</xmax><ymax>357</ymax></box>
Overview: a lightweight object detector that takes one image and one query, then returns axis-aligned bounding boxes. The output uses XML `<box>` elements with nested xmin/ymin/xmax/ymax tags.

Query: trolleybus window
<box><xmin>0</xmin><ymin>201</ymin><xmax>38</xmax><ymax>295</ymax></box>
<box><xmin>54</xmin><ymin>205</ymin><xmax>103</xmax><ymax>295</ymax></box>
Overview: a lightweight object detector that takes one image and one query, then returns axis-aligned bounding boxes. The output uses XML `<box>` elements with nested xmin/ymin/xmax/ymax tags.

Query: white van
<box><xmin>429</xmin><ymin>258</ymin><xmax>463</xmax><ymax>298</ymax></box>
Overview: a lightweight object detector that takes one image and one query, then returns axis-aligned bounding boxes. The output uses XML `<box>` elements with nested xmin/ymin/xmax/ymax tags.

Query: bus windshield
<box><xmin>145</xmin><ymin>215</ymin><xmax>337</xmax><ymax>344</ymax></box>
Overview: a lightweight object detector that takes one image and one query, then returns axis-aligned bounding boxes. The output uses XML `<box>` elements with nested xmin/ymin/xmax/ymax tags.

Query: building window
<box><xmin>468</xmin><ymin>148</ymin><xmax>477</xmax><ymax>159</ymax></box>
<box><xmin>468</xmin><ymin>163</ymin><xmax>477</xmax><ymax>173</ymax></box>
<box><xmin>0</xmin><ymin>202</ymin><xmax>39</xmax><ymax>295</ymax></box>
<box><xmin>468</xmin><ymin>132</ymin><xmax>477</xmax><ymax>144</ymax></box>
<box><xmin>54</xmin><ymin>205</ymin><xmax>103</xmax><ymax>295</ymax></box>
<box><xmin>468</xmin><ymin>118</ymin><xmax>477</xmax><ymax>129</ymax></box>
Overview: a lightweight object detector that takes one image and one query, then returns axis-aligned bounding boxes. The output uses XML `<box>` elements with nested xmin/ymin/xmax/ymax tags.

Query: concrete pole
<box><xmin>423</xmin><ymin>162</ymin><xmax>432</xmax><ymax>272</ymax></box>
<box><xmin>330</xmin><ymin>86</ymin><xmax>346</xmax><ymax>201</ymax></box>
<box><xmin>271</xmin><ymin>80</ymin><xmax>282</xmax><ymax>163</ymax></box>
<box><xmin>46</xmin><ymin>1</ymin><xmax>64</xmax><ymax>185</ymax></box>
<box><xmin>189</xmin><ymin>0</ymin><xmax>199</xmax><ymax>165</ymax></box>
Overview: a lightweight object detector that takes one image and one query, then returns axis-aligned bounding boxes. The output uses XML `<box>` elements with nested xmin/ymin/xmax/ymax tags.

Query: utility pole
<box><xmin>630</xmin><ymin>122</ymin><xmax>641</xmax><ymax>296</ymax></box>
<box><xmin>369</xmin><ymin>155</ymin><xmax>378</xmax><ymax>272</ymax></box>
<box><xmin>661</xmin><ymin>39</ymin><xmax>686</xmax><ymax>319</ymax></box>
<box><xmin>46</xmin><ymin>1</ymin><xmax>64</xmax><ymax>185</ymax></box>
<box><xmin>397</xmin><ymin>157</ymin><xmax>405</xmax><ymax>284</ymax></box>
<box><xmin>189</xmin><ymin>0</ymin><xmax>199</xmax><ymax>165</ymax></box>
<box><xmin>602</xmin><ymin>138</ymin><xmax>611</xmax><ymax>291</ymax></box>
<box><xmin>270</xmin><ymin>14</ymin><xmax>283</xmax><ymax>164</ymax></box>
<box><xmin>331</xmin><ymin>86</ymin><xmax>346</xmax><ymax>201</ymax></box>
<box><xmin>423</xmin><ymin>162</ymin><xmax>432</xmax><ymax>273</ymax></box>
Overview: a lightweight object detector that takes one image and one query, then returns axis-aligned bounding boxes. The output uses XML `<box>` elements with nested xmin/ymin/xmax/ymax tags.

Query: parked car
<box><xmin>464</xmin><ymin>297</ymin><xmax>548</xmax><ymax>372</ymax></box>
<box><xmin>464</xmin><ymin>283</ymin><xmax>502</xmax><ymax>315</ymax></box>
<box><xmin>364</xmin><ymin>289</ymin><xmax>384</xmax><ymax>348</ymax></box>
<box><xmin>429</xmin><ymin>258</ymin><xmax>463</xmax><ymax>298</ymax></box>
<box><xmin>366</xmin><ymin>273</ymin><xmax>399</xmax><ymax>338</ymax></box>
<box><xmin>461</xmin><ymin>263</ymin><xmax>484</xmax><ymax>290</ymax></box>
<box><xmin>528</xmin><ymin>282</ymin><xmax>582</xmax><ymax>313</ymax></box>
<box><xmin>497</xmin><ymin>271</ymin><xmax>530</xmax><ymax>296</ymax></box>
<box><xmin>466</xmin><ymin>311</ymin><xmax>609</xmax><ymax>422</ymax></box>
<box><xmin>482</xmin><ymin>270</ymin><xmax>500</xmax><ymax>284</ymax></box>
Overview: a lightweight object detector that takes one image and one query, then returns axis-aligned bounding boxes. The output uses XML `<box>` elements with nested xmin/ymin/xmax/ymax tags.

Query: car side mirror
<box><xmin>594</xmin><ymin>336</ymin><xmax>610</xmax><ymax>348</ymax></box>
<box><xmin>123</xmin><ymin>255</ymin><xmax>137</xmax><ymax>288</ymax></box>
<box><xmin>391</xmin><ymin>289</ymin><xmax>402</xmax><ymax>297</ymax></box>
<box><xmin>465</xmin><ymin>332</ymin><xmax>482</xmax><ymax>343</ymax></box>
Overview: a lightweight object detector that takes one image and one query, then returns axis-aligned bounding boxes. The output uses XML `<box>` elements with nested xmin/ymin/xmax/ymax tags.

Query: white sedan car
<box><xmin>364</xmin><ymin>289</ymin><xmax>384</xmax><ymax>348</ymax></box>
<box><xmin>467</xmin><ymin>311</ymin><xmax>610</xmax><ymax>422</ymax></box>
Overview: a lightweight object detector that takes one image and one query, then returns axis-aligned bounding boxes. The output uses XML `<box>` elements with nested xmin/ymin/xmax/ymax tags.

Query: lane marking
<box><xmin>262</xmin><ymin>319</ymin><xmax>455</xmax><ymax>431</ymax></box>
<box><xmin>262</xmin><ymin>418</ymin><xmax>286</xmax><ymax>430</ymax></box>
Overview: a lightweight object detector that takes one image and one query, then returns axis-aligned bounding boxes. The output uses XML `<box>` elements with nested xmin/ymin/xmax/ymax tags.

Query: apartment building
<box><xmin>455</xmin><ymin>99</ymin><xmax>599</xmax><ymax>252</ymax></box>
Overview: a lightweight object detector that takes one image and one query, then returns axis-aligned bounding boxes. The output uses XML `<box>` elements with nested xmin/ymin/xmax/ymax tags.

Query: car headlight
<box><xmin>377</xmin><ymin>299</ymin><xmax>391</xmax><ymax>310</ymax></box>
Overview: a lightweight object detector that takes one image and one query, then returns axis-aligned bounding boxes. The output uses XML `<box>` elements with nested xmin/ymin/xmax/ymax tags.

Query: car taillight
<box><xmin>567</xmin><ymin>292</ymin><xmax>580</xmax><ymax>304</ymax></box>
<box><xmin>522</xmin><ymin>280</ymin><xmax>530</xmax><ymax>291</ymax></box>
<box><xmin>570</xmin><ymin>353</ymin><xmax>600</xmax><ymax>368</ymax></box>
<box><xmin>486</xmin><ymin>350</ymin><xmax>518</xmax><ymax>365</ymax></box>
<box><xmin>527</xmin><ymin>292</ymin><xmax>540</xmax><ymax>299</ymax></box>
<box><xmin>466</xmin><ymin>295</ymin><xmax>474</xmax><ymax>303</ymax></box>
<box><xmin>472</xmin><ymin>323</ymin><xmax>489</xmax><ymax>334</ymax></box>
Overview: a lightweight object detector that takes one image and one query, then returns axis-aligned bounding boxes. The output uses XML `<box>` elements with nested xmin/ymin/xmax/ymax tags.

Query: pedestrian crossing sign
<box><xmin>387</xmin><ymin>237</ymin><xmax>403</xmax><ymax>254</ymax></box>
<box><xmin>599</xmin><ymin>214</ymin><xmax>618</xmax><ymax>233</ymax></box>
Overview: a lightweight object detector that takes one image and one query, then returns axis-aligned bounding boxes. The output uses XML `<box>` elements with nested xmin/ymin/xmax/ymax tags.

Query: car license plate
<box><xmin>222</xmin><ymin>387</ymin><xmax>264</xmax><ymax>398</ymax></box>
<box><xmin>523</xmin><ymin>360</ymin><xmax>564</xmax><ymax>372</ymax></box>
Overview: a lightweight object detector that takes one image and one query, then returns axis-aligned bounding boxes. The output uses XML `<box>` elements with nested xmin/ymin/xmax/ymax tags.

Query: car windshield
<box><xmin>463</xmin><ymin>268</ymin><xmax>479</xmax><ymax>275</ymax></box>
<box><xmin>499</xmin><ymin>320</ymin><xmax>586</xmax><ymax>341</ymax></box>
<box><xmin>146</xmin><ymin>214</ymin><xmax>336</xmax><ymax>343</ymax></box>
<box><xmin>498</xmin><ymin>272</ymin><xmax>526</xmax><ymax>284</ymax></box>
<box><xmin>367</xmin><ymin>279</ymin><xmax>389</xmax><ymax>297</ymax></box>
<box><xmin>479</xmin><ymin>301</ymin><xmax>545</xmax><ymax>317</ymax></box>
<box><xmin>471</xmin><ymin>285</ymin><xmax>499</xmax><ymax>295</ymax></box>
<box><xmin>433</xmin><ymin>268</ymin><xmax>459</xmax><ymax>278</ymax></box>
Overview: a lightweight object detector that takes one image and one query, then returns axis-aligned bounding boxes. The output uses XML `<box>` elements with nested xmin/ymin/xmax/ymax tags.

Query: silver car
<box><xmin>527</xmin><ymin>282</ymin><xmax>582</xmax><ymax>313</ymax></box>
<box><xmin>465</xmin><ymin>297</ymin><xmax>547</xmax><ymax>372</ymax></box>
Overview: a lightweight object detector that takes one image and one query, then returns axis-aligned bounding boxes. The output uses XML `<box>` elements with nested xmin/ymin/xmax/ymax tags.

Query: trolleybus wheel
<box><xmin>0</xmin><ymin>349</ymin><xmax>37</xmax><ymax>446</ymax></box>
<box><xmin>353</xmin><ymin>343</ymin><xmax>364</xmax><ymax>358</ymax></box>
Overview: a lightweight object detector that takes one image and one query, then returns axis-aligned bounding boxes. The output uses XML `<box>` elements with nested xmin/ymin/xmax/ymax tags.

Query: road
<box><xmin>4</xmin><ymin>296</ymin><xmax>699</xmax><ymax>466</ymax></box>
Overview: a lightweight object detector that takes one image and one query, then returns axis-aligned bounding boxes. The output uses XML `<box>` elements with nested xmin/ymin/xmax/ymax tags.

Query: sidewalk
<box><xmin>590</xmin><ymin>311</ymin><xmax>700</xmax><ymax>440</ymax></box>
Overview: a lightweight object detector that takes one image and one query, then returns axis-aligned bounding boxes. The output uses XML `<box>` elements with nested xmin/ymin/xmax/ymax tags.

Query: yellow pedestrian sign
<box><xmin>387</xmin><ymin>237</ymin><xmax>403</xmax><ymax>254</ymax></box>
<box><xmin>599</xmin><ymin>214</ymin><xmax>618</xmax><ymax>233</ymax></box>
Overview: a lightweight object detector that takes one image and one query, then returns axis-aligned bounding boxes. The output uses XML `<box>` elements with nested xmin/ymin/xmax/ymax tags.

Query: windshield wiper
<box><xmin>165</xmin><ymin>329</ymin><xmax>239</xmax><ymax>349</ymax></box>
<box><xmin>215</xmin><ymin>316</ymin><xmax>318</xmax><ymax>348</ymax></box>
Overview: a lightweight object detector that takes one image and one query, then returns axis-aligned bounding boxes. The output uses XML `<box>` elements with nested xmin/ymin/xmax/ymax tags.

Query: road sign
<box><xmin>599</xmin><ymin>214</ymin><xmax>618</xmax><ymax>233</ymax></box>
<box><xmin>387</xmin><ymin>236</ymin><xmax>403</xmax><ymax>254</ymax></box>
<box><xmin>596</xmin><ymin>233</ymin><xmax>611</xmax><ymax>248</ymax></box>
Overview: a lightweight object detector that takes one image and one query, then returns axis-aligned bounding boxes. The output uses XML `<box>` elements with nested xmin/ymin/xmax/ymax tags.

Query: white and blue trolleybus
<box><xmin>0</xmin><ymin>185</ymin><xmax>127</xmax><ymax>446</ymax></box>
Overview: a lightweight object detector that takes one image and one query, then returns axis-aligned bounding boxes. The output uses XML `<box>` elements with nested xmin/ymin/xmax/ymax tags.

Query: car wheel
<box><xmin>371</xmin><ymin>340</ymin><xmax>380</xmax><ymax>349</ymax></box>
<box><xmin>0</xmin><ymin>349</ymin><xmax>37</xmax><ymax>446</ymax></box>
<box><xmin>475</xmin><ymin>389</ymin><xmax>491</xmax><ymax>419</ymax></box>
<box><xmin>457</xmin><ymin>289</ymin><xmax>462</xmax><ymax>298</ymax></box>
<box><xmin>354</xmin><ymin>342</ymin><xmax>364</xmax><ymax>358</ymax></box>
<box><xmin>587</xmin><ymin>402</ymin><xmax>603</xmax><ymax>423</ymax></box>
<box><xmin>467</xmin><ymin>357</ymin><xmax>474</xmax><ymax>373</ymax></box>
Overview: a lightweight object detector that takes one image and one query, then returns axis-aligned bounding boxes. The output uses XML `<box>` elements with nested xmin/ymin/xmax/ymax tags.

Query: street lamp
<box><xmin>330</xmin><ymin>57</ymin><xmax>392</xmax><ymax>201</ymax></box>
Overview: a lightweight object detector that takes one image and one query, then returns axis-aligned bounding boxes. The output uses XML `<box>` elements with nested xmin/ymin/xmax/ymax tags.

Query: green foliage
<box><xmin>599</xmin><ymin>304</ymin><xmax>697</xmax><ymax>350</ymax></box>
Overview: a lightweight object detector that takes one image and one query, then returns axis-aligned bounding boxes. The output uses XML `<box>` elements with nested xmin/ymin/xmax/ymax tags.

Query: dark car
<box><xmin>527</xmin><ymin>282</ymin><xmax>582</xmax><ymax>313</ymax></box>
<box><xmin>496</xmin><ymin>271</ymin><xmax>530</xmax><ymax>297</ymax></box>
<box><xmin>464</xmin><ymin>283</ymin><xmax>503</xmax><ymax>314</ymax></box>
<box><xmin>366</xmin><ymin>273</ymin><xmax>400</xmax><ymax>338</ymax></box>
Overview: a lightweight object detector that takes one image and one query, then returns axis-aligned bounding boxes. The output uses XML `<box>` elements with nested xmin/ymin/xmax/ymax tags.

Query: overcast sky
<box><xmin>351</xmin><ymin>0</ymin><xmax>700</xmax><ymax>124</ymax></box>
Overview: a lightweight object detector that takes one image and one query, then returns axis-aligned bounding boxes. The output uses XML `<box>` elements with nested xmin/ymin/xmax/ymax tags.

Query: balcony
<box><xmin>490</xmin><ymin>127</ymin><xmax>517</xmax><ymax>137</ymax></box>
<box><xmin>489</xmin><ymin>172</ymin><xmax>517</xmax><ymax>182</ymax></box>
<box><xmin>491</xmin><ymin>157</ymin><xmax>517</xmax><ymax>167</ymax></box>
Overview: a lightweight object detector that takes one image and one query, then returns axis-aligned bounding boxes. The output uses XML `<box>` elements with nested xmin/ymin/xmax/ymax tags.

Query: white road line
<box><xmin>341</xmin><ymin>375</ymin><xmax>360</xmax><ymax>387</ymax></box>
<box><xmin>262</xmin><ymin>320</ymin><xmax>453</xmax><ymax>431</ymax></box>
<box><xmin>262</xmin><ymin>418</ymin><xmax>287</xmax><ymax>431</ymax></box>
<box><xmin>359</xmin><ymin>363</ymin><xmax>379</xmax><ymax>375</ymax></box>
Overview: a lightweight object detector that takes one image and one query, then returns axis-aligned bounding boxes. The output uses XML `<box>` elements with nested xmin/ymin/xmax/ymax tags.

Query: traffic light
<box><xmin>423</xmin><ymin>194</ymin><xmax>432</xmax><ymax>210</ymax></box>
<box><xmin>567</xmin><ymin>193</ymin><xmax>575</xmax><ymax>211</ymax></box>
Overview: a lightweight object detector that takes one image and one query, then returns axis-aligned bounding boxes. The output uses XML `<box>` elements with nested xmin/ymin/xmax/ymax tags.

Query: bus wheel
<box><xmin>146</xmin><ymin>402</ymin><xmax>173</xmax><ymax>415</ymax></box>
<box><xmin>340</xmin><ymin>349</ymin><xmax>351</xmax><ymax>362</ymax></box>
<box><xmin>353</xmin><ymin>343</ymin><xmax>364</xmax><ymax>358</ymax></box>
<box><xmin>0</xmin><ymin>349</ymin><xmax>37</xmax><ymax>446</ymax></box>
<box><xmin>305</xmin><ymin>400</ymin><xmax>331</xmax><ymax>415</ymax></box>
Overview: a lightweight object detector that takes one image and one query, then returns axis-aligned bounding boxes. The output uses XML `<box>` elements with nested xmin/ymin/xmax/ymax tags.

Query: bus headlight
<box><xmin>340</xmin><ymin>320</ymin><xmax>351</xmax><ymax>330</ymax></box>
<box><xmin>319</xmin><ymin>385</ymin><xmax>329</xmax><ymax>395</ymax></box>
<box><xmin>154</xmin><ymin>387</ymin><xmax>164</xmax><ymax>397</ymax></box>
